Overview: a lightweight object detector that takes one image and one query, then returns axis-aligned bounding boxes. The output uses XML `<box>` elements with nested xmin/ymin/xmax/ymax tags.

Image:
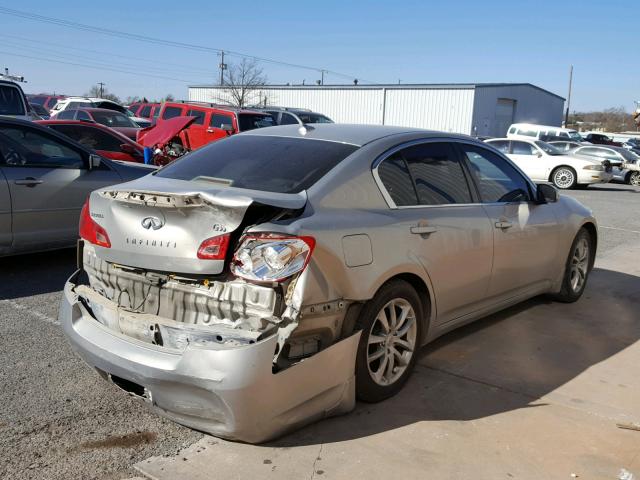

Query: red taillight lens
<box><xmin>197</xmin><ymin>233</ymin><xmax>231</xmax><ymax>260</ymax></box>
<box><xmin>79</xmin><ymin>199</ymin><xmax>111</xmax><ymax>248</ymax></box>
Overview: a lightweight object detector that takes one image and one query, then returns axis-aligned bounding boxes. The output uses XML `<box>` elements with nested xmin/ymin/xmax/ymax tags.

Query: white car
<box><xmin>507</xmin><ymin>123</ymin><xmax>583</xmax><ymax>142</ymax></box>
<box><xmin>50</xmin><ymin>97</ymin><xmax>150</xmax><ymax>127</ymax></box>
<box><xmin>485</xmin><ymin>138</ymin><xmax>612</xmax><ymax>189</ymax></box>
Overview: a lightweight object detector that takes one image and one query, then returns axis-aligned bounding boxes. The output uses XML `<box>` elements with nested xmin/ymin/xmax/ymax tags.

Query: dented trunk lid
<box><xmin>88</xmin><ymin>175</ymin><xmax>307</xmax><ymax>274</ymax></box>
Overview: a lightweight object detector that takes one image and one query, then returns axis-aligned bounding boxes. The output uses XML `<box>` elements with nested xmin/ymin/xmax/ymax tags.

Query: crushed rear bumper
<box><xmin>59</xmin><ymin>270</ymin><xmax>359</xmax><ymax>443</ymax></box>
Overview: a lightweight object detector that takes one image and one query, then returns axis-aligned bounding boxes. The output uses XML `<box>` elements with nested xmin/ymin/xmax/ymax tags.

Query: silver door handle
<box><xmin>206</xmin><ymin>128</ymin><xmax>215</xmax><ymax>133</ymax></box>
<box><xmin>495</xmin><ymin>221</ymin><xmax>513</xmax><ymax>229</ymax></box>
<box><xmin>410</xmin><ymin>225</ymin><xmax>438</xmax><ymax>235</ymax></box>
<box><xmin>14</xmin><ymin>178</ymin><xmax>43</xmax><ymax>187</ymax></box>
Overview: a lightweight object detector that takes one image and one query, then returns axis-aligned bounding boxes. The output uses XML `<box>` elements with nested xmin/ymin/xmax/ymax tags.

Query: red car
<box><xmin>51</xmin><ymin>107</ymin><xmax>140</xmax><ymax>141</ymax></box>
<box><xmin>139</xmin><ymin>101</ymin><xmax>274</xmax><ymax>150</ymax></box>
<box><xmin>37</xmin><ymin>120</ymin><xmax>144</xmax><ymax>162</ymax></box>
<box><xmin>26</xmin><ymin>94</ymin><xmax>66</xmax><ymax>112</ymax></box>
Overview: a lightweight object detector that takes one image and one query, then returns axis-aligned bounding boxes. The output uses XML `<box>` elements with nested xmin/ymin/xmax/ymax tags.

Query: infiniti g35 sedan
<box><xmin>59</xmin><ymin>124</ymin><xmax>597</xmax><ymax>443</ymax></box>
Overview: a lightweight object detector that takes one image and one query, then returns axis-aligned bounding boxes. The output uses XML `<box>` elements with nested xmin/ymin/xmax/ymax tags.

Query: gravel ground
<box><xmin>0</xmin><ymin>182</ymin><xmax>638</xmax><ymax>479</ymax></box>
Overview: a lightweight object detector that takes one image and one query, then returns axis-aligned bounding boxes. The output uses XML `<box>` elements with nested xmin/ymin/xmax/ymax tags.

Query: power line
<box><xmin>0</xmin><ymin>6</ymin><xmax>377</xmax><ymax>84</ymax></box>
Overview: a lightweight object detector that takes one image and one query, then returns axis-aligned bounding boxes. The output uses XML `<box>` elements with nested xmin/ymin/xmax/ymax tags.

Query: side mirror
<box><xmin>120</xmin><ymin>143</ymin><xmax>136</xmax><ymax>154</ymax></box>
<box><xmin>89</xmin><ymin>154</ymin><xmax>101</xmax><ymax>170</ymax></box>
<box><xmin>536</xmin><ymin>151</ymin><xmax>543</xmax><ymax>158</ymax></box>
<box><xmin>221</xmin><ymin>123</ymin><xmax>234</xmax><ymax>133</ymax></box>
<box><xmin>536</xmin><ymin>183</ymin><xmax>558</xmax><ymax>204</ymax></box>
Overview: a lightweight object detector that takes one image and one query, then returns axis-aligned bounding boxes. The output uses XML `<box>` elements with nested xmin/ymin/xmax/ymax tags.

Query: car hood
<box><xmin>137</xmin><ymin>116</ymin><xmax>197</xmax><ymax>148</ymax></box>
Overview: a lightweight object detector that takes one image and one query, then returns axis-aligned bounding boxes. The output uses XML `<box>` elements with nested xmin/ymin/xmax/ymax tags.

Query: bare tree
<box><xmin>85</xmin><ymin>85</ymin><xmax>121</xmax><ymax>103</ymax></box>
<box><xmin>221</xmin><ymin>59</ymin><xmax>267</xmax><ymax>108</ymax></box>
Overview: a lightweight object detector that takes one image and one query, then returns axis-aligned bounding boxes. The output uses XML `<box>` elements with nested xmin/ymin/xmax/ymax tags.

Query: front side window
<box><xmin>377</xmin><ymin>152</ymin><xmax>418</xmax><ymax>206</ymax></box>
<box><xmin>156</xmin><ymin>135</ymin><xmax>358</xmax><ymax>194</ymax></box>
<box><xmin>512</xmin><ymin>141</ymin><xmax>536</xmax><ymax>155</ymax></box>
<box><xmin>76</xmin><ymin>110</ymin><xmax>92</xmax><ymax>121</ymax></box>
<box><xmin>462</xmin><ymin>145</ymin><xmax>531</xmax><ymax>203</ymax></box>
<box><xmin>210</xmin><ymin>114</ymin><xmax>233</xmax><ymax>129</ymax></box>
<box><xmin>187</xmin><ymin>109</ymin><xmax>206</xmax><ymax>125</ymax></box>
<box><xmin>0</xmin><ymin>85</ymin><xmax>26</xmax><ymax>115</ymax></box>
<box><xmin>56</xmin><ymin>110</ymin><xmax>76</xmax><ymax>120</ymax></box>
<box><xmin>487</xmin><ymin>140</ymin><xmax>509</xmax><ymax>153</ymax></box>
<box><xmin>162</xmin><ymin>106</ymin><xmax>183</xmax><ymax>120</ymax></box>
<box><xmin>0</xmin><ymin>126</ymin><xmax>84</xmax><ymax>168</ymax></box>
<box><xmin>139</xmin><ymin>105</ymin><xmax>152</xmax><ymax>118</ymax></box>
<box><xmin>297</xmin><ymin>113</ymin><xmax>333</xmax><ymax>124</ymax></box>
<box><xmin>279</xmin><ymin>113</ymin><xmax>298</xmax><ymax>125</ymax></box>
<box><xmin>238</xmin><ymin>114</ymin><xmax>275</xmax><ymax>131</ymax></box>
<box><xmin>48</xmin><ymin>124</ymin><xmax>122</xmax><ymax>152</ymax></box>
<box><xmin>402</xmin><ymin>143</ymin><xmax>472</xmax><ymax>205</ymax></box>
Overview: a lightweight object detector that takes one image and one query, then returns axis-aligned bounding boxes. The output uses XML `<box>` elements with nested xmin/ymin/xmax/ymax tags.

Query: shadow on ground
<box><xmin>272</xmin><ymin>266</ymin><xmax>640</xmax><ymax>446</ymax></box>
<box><xmin>0</xmin><ymin>248</ymin><xmax>76</xmax><ymax>299</ymax></box>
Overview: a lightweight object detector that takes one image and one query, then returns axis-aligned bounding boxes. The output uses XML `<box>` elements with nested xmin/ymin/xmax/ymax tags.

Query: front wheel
<box><xmin>551</xmin><ymin>167</ymin><xmax>577</xmax><ymax>189</ymax></box>
<box><xmin>553</xmin><ymin>228</ymin><xmax>593</xmax><ymax>303</ymax></box>
<box><xmin>355</xmin><ymin>280</ymin><xmax>423</xmax><ymax>403</ymax></box>
<box><xmin>628</xmin><ymin>171</ymin><xmax>640</xmax><ymax>187</ymax></box>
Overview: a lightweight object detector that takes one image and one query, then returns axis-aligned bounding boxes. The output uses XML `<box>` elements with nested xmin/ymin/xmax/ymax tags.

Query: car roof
<box><xmin>162</xmin><ymin>101</ymin><xmax>266</xmax><ymax>115</ymax></box>
<box><xmin>65</xmin><ymin>107</ymin><xmax>127</xmax><ymax>114</ymax></box>
<box><xmin>240</xmin><ymin>123</ymin><xmax>470</xmax><ymax>147</ymax></box>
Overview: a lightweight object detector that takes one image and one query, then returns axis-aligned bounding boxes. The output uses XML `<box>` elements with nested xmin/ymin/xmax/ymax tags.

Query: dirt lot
<box><xmin>1</xmin><ymin>183</ymin><xmax>639</xmax><ymax>479</ymax></box>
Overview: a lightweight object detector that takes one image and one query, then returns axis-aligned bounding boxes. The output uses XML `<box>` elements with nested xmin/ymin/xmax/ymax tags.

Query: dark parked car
<box><xmin>52</xmin><ymin>107</ymin><xmax>141</xmax><ymax>141</ymax></box>
<box><xmin>26</xmin><ymin>94</ymin><xmax>65</xmax><ymax>111</ymax></box>
<box><xmin>0</xmin><ymin>117</ymin><xmax>154</xmax><ymax>256</ymax></box>
<box><xmin>583</xmin><ymin>133</ymin><xmax>622</xmax><ymax>146</ymax></box>
<box><xmin>29</xmin><ymin>103</ymin><xmax>51</xmax><ymax>120</ymax></box>
<box><xmin>262</xmin><ymin>107</ymin><xmax>334</xmax><ymax>125</ymax></box>
<box><xmin>38</xmin><ymin>120</ymin><xmax>144</xmax><ymax>163</ymax></box>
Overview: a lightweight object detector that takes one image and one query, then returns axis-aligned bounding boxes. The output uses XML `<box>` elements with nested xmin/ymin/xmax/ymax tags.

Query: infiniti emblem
<box><xmin>141</xmin><ymin>216</ymin><xmax>164</xmax><ymax>230</ymax></box>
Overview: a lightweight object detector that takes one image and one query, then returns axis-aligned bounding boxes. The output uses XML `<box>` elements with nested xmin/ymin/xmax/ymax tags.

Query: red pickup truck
<box><xmin>138</xmin><ymin>101</ymin><xmax>275</xmax><ymax>151</ymax></box>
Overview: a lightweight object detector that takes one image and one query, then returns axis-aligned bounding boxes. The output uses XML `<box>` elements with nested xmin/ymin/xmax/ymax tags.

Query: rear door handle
<box><xmin>495</xmin><ymin>221</ymin><xmax>513</xmax><ymax>229</ymax></box>
<box><xmin>14</xmin><ymin>178</ymin><xmax>43</xmax><ymax>187</ymax></box>
<box><xmin>410</xmin><ymin>225</ymin><xmax>438</xmax><ymax>235</ymax></box>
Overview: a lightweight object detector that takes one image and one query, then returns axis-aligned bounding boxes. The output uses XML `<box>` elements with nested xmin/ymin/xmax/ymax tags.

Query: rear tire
<box><xmin>553</xmin><ymin>228</ymin><xmax>593</xmax><ymax>303</ymax></box>
<box><xmin>628</xmin><ymin>171</ymin><xmax>640</xmax><ymax>187</ymax></box>
<box><xmin>551</xmin><ymin>166</ymin><xmax>577</xmax><ymax>189</ymax></box>
<box><xmin>355</xmin><ymin>280</ymin><xmax>424</xmax><ymax>403</ymax></box>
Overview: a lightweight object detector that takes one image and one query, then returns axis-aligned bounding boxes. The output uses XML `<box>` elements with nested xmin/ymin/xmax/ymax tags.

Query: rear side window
<box><xmin>238</xmin><ymin>114</ymin><xmax>275</xmax><ymax>131</ymax></box>
<box><xmin>162</xmin><ymin>106</ymin><xmax>183</xmax><ymax>119</ymax></box>
<box><xmin>187</xmin><ymin>109</ymin><xmax>205</xmax><ymax>125</ymax></box>
<box><xmin>512</xmin><ymin>141</ymin><xmax>536</xmax><ymax>155</ymax></box>
<box><xmin>402</xmin><ymin>143</ymin><xmax>472</xmax><ymax>205</ymax></box>
<box><xmin>56</xmin><ymin>110</ymin><xmax>76</xmax><ymax>120</ymax></box>
<box><xmin>156</xmin><ymin>135</ymin><xmax>358</xmax><ymax>194</ymax></box>
<box><xmin>48</xmin><ymin>124</ymin><xmax>122</xmax><ymax>151</ymax></box>
<box><xmin>488</xmin><ymin>140</ymin><xmax>509</xmax><ymax>153</ymax></box>
<box><xmin>516</xmin><ymin>128</ymin><xmax>537</xmax><ymax>137</ymax></box>
<box><xmin>139</xmin><ymin>105</ymin><xmax>152</xmax><ymax>117</ymax></box>
<box><xmin>462</xmin><ymin>145</ymin><xmax>531</xmax><ymax>203</ymax></box>
<box><xmin>508</xmin><ymin>127</ymin><xmax>516</xmax><ymax>134</ymax></box>
<box><xmin>377</xmin><ymin>152</ymin><xmax>418</xmax><ymax>206</ymax></box>
<box><xmin>279</xmin><ymin>113</ymin><xmax>298</xmax><ymax>125</ymax></box>
<box><xmin>0</xmin><ymin>85</ymin><xmax>26</xmax><ymax>115</ymax></box>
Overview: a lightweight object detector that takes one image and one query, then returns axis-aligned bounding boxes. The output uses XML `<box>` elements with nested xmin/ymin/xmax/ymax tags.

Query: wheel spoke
<box><xmin>394</xmin><ymin>304</ymin><xmax>411</xmax><ymax>333</ymax></box>
<box><xmin>388</xmin><ymin>303</ymin><xmax>397</xmax><ymax>330</ymax></box>
<box><xmin>385</xmin><ymin>351</ymin><xmax>396</xmax><ymax>379</ymax></box>
<box><xmin>395</xmin><ymin>316</ymin><xmax>415</xmax><ymax>338</ymax></box>
<box><xmin>376</xmin><ymin>310</ymin><xmax>390</xmax><ymax>333</ymax></box>
<box><xmin>373</xmin><ymin>355</ymin><xmax>388</xmax><ymax>383</ymax></box>
<box><xmin>368</xmin><ymin>334</ymin><xmax>386</xmax><ymax>345</ymax></box>
<box><xmin>391</xmin><ymin>346</ymin><xmax>408</xmax><ymax>366</ymax></box>
<box><xmin>393</xmin><ymin>337</ymin><xmax>414</xmax><ymax>352</ymax></box>
<box><xmin>368</xmin><ymin>348</ymin><xmax>385</xmax><ymax>363</ymax></box>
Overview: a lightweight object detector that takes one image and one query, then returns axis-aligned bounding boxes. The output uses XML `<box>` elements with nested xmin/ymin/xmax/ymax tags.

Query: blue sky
<box><xmin>0</xmin><ymin>0</ymin><xmax>636</xmax><ymax>111</ymax></box>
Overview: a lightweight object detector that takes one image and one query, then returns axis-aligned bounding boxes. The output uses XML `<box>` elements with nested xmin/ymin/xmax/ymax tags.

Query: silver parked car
<box><xmin>0</xmin><ymin>118</ymin><xmax>154</xmax><ymax>256</ymax></box>
<box><xmin>59</xmin><ymin>124</ymin><xmax>597</xmax><ymax>443</ymax></box>
<box><xmin>570</xmin><ymin>145</ymin><xmax>640</xmax><ymax>186</ymax></box>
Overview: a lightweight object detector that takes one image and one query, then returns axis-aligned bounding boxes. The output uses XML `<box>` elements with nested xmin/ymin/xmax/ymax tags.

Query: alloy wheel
<box><xmin>553</xmin><ymin>168</ymin><xmax>575</xmax><ymax>189</ymax></box>
<box><xmin>570</xmin><ymin>237</ymin><xmax>589</xmax><ymax>293</ymax></box>
<box><xmin>367</xmin><ymin>298</ymin><xmax>418</xmax><ymax>386</ymax></box>
<box><xmin>630</xmin><ymin>172</ymin><xmax>640</xmax><ymax>187</ymax></box>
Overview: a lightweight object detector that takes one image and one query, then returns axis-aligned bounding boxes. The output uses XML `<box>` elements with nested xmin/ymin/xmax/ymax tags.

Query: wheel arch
<box><xmin>580</xmin><ymin>221</ymin><xmax>598</xmax><ymax>271</ymax></box>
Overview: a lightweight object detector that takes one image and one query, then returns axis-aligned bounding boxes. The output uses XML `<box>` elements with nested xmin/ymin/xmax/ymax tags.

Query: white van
<box><xmin>507</xmin><ymin>123</ymin><xmax>583</xmax><ymax>142</ymax></box>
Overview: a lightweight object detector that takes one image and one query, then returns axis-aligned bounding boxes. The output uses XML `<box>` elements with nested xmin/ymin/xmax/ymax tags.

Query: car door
<box><xmin>509</xmin><ymin>140</ymin><xmax>546</xmax><ymax>180</ymax></box>
<box><xmin>0</xmin><ymin>124</ymin><xmax>122</xmax><ymax>249</ymax></box>
<box><xmin>186</xmin><ymin>108</ymin><xmax>208</xmax><ymax>147</ymax></box>
<box><xmin>375</xmin><ymin>141</ymin><xmax>494</xmax><ymax>325</ymax></box>
<box><xmin>0</xmin><ymin>166</ymin><xmax>10</xmax><ymax>248</ymax></box>
<box><xmin>459</xmin><ymin>143</ymin><xmax>560</xmax><ymax>300</ymax></box>
<box><xmin>205</xmin><ymin>113</ymin><xmax>234</xmax><ymax>147</ymax></box>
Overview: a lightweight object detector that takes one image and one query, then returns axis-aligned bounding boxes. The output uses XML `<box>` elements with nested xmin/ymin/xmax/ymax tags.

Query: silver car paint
<box><xmin>59</xmin><ymin>124</ymin><xmax>597</xmax><ymax>443</ymax></box>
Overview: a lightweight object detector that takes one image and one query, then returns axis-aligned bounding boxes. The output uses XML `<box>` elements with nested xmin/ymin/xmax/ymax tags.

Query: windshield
<box><xmin>535</xmin><ymin>141</ymin><xmax>563</xmax><ymax>155</ymax></box>
<box><xmin>91</xmin><ymin>110</ymin><xmax>136</xmax><ymax>128</ymax></box>
<box><xmin>568</xmin><ymin>131</ymin><xmax>582</xmax><ymax>141</ymax></box>
<box><xmin>0</xmin><ymin>85</ymin><xmax>26</xmax><ymax>115</ymax></box>
<box><xmin>238</xmin><ymin>114</ymin><xmax>276</xmax><ymax>132</ymax></box>
<box><xmin>619</xmin><ymin>148</ymin><xmax>639</xmax><ymax>162</ymax></box>
<box><xmin>297</xmin><ymin>113</ymin><xmax>333</xmax><ymax>124</ymax></box>
<box><xmin>156</xmin><ymin>135</ymin><xmax>358</xmax><ymax>193</ymax></box>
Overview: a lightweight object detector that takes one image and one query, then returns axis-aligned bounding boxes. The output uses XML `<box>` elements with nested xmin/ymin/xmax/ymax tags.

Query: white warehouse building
<box><xmin>188</xmin><ymin>83</ymin><xmax>565</xmax><ymax>138</ymax></box>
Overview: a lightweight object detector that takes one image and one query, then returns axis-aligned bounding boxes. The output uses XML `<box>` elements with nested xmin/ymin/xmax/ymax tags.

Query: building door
<box><xmin>495</xmin><ymin>98</ymin><xmax>516</xmax><ymax>137</ymax></box>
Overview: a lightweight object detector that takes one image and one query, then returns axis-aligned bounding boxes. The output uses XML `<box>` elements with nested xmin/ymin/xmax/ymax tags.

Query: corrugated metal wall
<box><xmin>189</xmin><ymin>85</ymin><xmax>563</xmax><ymax>137</ymax></box>
<box><xmin>472</xmin><ymin>85</ymin><xmax>565</xmax><ymax>137</ymax></box>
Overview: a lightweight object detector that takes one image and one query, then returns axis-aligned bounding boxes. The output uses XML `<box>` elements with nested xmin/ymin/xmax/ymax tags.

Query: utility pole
<box><xmin>320</xmin><ymin>70</ymin><xmax>325</xmax><ymax>86</ymax></box>
<box><xmin>564</xmin><ymin>65</ymin><xmax>573</xmax><ymax>128</ymax></box>
<box><xmin>218</xmin><ymin>51</ymin><xmax>227</xmax><ymax>86</ymax></box>
<box><xmin>98</xmin><ymin>82</ymin><xmax>105</xmax><ymax>98</ymax></box>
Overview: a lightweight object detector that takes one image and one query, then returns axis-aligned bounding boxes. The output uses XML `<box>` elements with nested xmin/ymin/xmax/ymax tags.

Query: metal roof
<box><xmin>189</xmin><ymin>82</ymin><xmax>565</xmax><ymax>101</ymax></box>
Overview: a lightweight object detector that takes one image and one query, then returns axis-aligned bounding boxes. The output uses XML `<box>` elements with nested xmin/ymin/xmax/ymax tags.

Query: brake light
<box><xmin>197</xmin><ymin>233</ymin><xmax>231</xmax><ymax>260</ymax></box>
<box><xmin>231</xmin><ymin>234</ymin><xmax>315</xmax><ymax>283</ymax></box>
<box><xmin>79</xmin><ymin>199</ymin><xmax>111</xmax><ymax>248</ymax></box>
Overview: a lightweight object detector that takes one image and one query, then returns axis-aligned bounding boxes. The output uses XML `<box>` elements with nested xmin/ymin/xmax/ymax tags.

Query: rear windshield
<box><xmin>156</xmin><ymin>135</ymin><xmax>358</xmax><ymax>193</ymax></box>
<box><xmin>0</xmin><ymin>85</ymin><xmax>26</xmax><ymax>115</ymax></box>
<box><xmin>91</xmin><ymin>110</ymin><xmax>135</xmax><ymax>127</ymax></box>
<box><xmin>28</xmin><ymin>95</ymin><xmax>48</xmax><ymax>106</ymax></box>
<box><xmin>297</xmin><ymin>113</ymin><xmax>333</xmax><ymax>124</ymax></box>
<box><xmin>238</xmin><ymin>114</ymin><xmax>275</xmax><ymax>132</ymax></box>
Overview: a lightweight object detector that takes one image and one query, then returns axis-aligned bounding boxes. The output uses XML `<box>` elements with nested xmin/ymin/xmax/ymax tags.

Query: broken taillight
<box><xmin>197</xmin><ymin>233</ymin><xmax>231</xmax><ymax>260</ymax></box>
<box><xmin>79</xmin><ymin>199</ymin><xmax>111</xmax><ymax>248</ymax></box>
<box><xmin>231</xmin><ymin>234</ymin><xmax>315</xmax><ymax>283</ymax></box>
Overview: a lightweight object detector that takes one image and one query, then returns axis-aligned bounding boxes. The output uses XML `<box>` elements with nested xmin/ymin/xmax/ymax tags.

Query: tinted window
<box><xmin>279</xmin><ymin>113</ymin><xmax>298</xmax><ymax>125</ymax></box>
<box><xmin>0</xmin><ymin>126</ymin><xmax>84</xmax><ymax>168</ymax></box>
<box><xmin>48</xmin><ymin>124</ymin><xmax>122</xmax><ymax>151</ymax></box>
<box><xmin>76</xmin><ymin>110</ymin><xmax>92</xmax><ymax>121</ymax></box>
<box><xmin>210</xmin><ymin>114</ymin><xmax>233</xmax><ymax>129</ymax></box>
<box><xmin>516</xmin><ymin>128</ymin><xmax>537</xmax><ymax>137</ymax></box>
<box><xmin>139</xmin><ymin>105</ymin><xmax>152</xmax><ymax>117</ymax></box>
<box><xmin>156</xmin><ymin>136</ymin><xmax>358</xmax><ymax>194</ymax></box>
<box><xmin>162</xmin><ymin>106</ymin><xmax>183</xmax><ymax>119</ymax></box>
<box><xmin>56</xmin><ymin>110</ymin><xmax>76</xmax><ymax>120</ymax></box>
<box><xmin>377</xmin><ymin>152</ymin><xmax>418</xmax><ymax>206</ymax></box>
<box><xmin>462</xmin><ymin>145</ymin><xmax>531</xmax><ymax>203</ymax></box>
<box><xmin>187</xmin><ymin>109</ymin><xmax>206</xmax><ymax>125</ymax></box>
<box><xmin>28</xmin><ymin>95</ymin><xmax>48</xmax><ymax>106</ymax></box>
<box><xmin>402</xmin><ymin>143</ymin><xmax>472</xmax><ymax>205</ymax></box>
<box><xmin>297</xmin><ymin>113</ymin><xmax>333</xmax><ymax>124</ymax></box>
<box><xmin>66</xmin><ymin>101</ymin><xmax>93</xmax><ymax>109</ymax></box>
<box><xmin>0</xmin><ymin>85</ymin><xmax>26</xmax><ymax>115</ymax></box>
<box><xmin>508</xmin><ymin>127</ymin><xmax>516</xmax><ymax>134</ymax></box>
<box><xmin>91</xmin><ymin>110</ymin><xmax>135</xmax><ymax>127</ymax></box>
<box><xmin>238</xmin><ymin>114</ymin><xmax>275</xmax><ymax>131</ymax></box>
<box><xmin>488</xmin><ymin>140</ymin><xmax>509</xmax><ymax>153</ymax></box>
<box><xmin>512</xmin><ymin>141</ymin><xmax>536</xmax><ymax>155</ymax></box>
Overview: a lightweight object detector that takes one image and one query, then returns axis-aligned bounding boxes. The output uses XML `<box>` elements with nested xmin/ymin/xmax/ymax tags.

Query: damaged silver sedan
<box><xmin>59</xmin><ymin>124</ymin><xmax>598</xmax><ymax>443</ymax></box>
